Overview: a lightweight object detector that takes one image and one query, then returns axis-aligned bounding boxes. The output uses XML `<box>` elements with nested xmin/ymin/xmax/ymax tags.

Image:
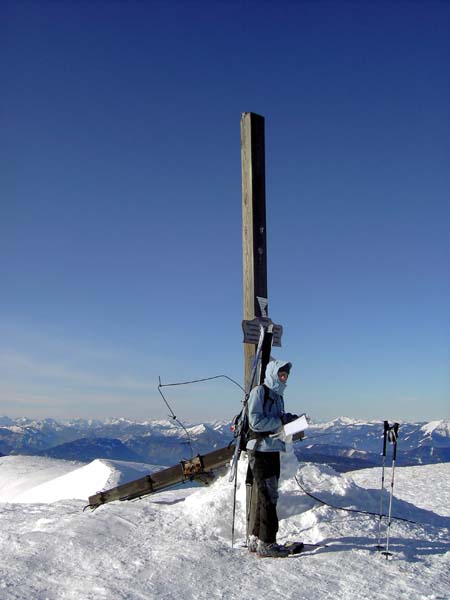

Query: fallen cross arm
<box><xmin>86</xmin><ymin>444</ymin><xmax>235</xmax><ymax>510</ymax></box>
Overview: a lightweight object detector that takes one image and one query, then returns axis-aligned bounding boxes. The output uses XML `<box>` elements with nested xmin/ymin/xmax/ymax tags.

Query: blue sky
<box><xmin>1</xmin><ymin>0</ymin><xmax>449</xmax><ymax>423</ymax></box>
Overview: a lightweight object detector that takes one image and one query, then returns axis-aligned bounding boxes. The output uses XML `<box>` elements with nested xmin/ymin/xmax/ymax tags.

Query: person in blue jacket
<box><xmin>246</xmin><ymin>359</ymin><xmax>299</xmax><ymax>558</ymax></box>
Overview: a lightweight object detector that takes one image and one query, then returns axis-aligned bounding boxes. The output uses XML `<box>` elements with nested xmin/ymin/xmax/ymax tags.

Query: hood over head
<box><xmin>263</xmin><ymin>359</ymin><xmax>292</xmax><ymax>395</ymax></box>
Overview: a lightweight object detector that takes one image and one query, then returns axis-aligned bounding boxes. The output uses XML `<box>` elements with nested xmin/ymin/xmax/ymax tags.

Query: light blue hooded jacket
<box><xmin>246</xmin><ymin>359</ymin><xmax>292</xmax><ymax>453</ymax></box>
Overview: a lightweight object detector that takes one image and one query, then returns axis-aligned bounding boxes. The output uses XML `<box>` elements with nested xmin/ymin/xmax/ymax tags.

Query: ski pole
<box><xmin>231</xmin><ymin>471</ymin><xmax>238</xmax><ymax>548</ymax></box>
<box><xmin>382</xmin><ymin>422</ymin><xmax>399</xmax><ymax>559</ymax></box>
<box><xmin>376</xmin><ymin>420</ymin><xmax>390</xmax><ymax>550</ymax></box>
<box><xmin>245</xmin><ymin>480</ymin><xmax>253</xmax><ymax>547</ymax></box>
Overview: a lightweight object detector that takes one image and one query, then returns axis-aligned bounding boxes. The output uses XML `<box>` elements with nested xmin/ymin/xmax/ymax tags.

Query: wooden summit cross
<box><xmin>87</xmin><ymin>113</ymin><xmax>282</xmax><ymax>509</ymax></box>
<box><xmin>241</xmin><ymin>112</ymin><xmax>282</xmax><ymax>389</ymax></box>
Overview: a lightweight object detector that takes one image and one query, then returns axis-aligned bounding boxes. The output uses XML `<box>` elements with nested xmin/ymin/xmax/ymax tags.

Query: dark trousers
<box><xmin>246</xmin><ymin>451</ymin><xmax>280</xmax><ymax>544</ymax></box>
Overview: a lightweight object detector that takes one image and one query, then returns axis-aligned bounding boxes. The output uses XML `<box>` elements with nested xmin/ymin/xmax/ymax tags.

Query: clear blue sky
<box><xmin>1</xmin><ymin>0</ymin><xmax>449</xmax><ymax>423</ymax></box>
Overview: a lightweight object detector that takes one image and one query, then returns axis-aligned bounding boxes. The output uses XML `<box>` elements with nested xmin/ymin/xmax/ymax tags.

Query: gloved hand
<box><xmin>281</xmin><ymin>412</ymin><xmax>299</xmax><ymax>425</ymax></box>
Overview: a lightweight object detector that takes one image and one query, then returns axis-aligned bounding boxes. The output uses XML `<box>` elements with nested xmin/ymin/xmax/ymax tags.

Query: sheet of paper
<box><xmin>284</xmin><ymin>414</ymin><xmax>309</xmax><ymax>437</ymax></box>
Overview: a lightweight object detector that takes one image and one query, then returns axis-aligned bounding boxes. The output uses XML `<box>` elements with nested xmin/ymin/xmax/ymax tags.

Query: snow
<box><xmin>0</xmin><ymin>456</ymin><xmax>165</xmax><ymax>504</ymax></box>
<box><xmin>0</xmin><ymin>456</ymin><xmax>85</xmax><ymax>502</ymax></box>
<box><xmin>351</xmin><ymin>463</ymin><xmax>450</xmax><ymax>517</ymax></box>
<box><xmin>0</xmin><ymin>448</ymin><xmax>449</xmax><ymax>599</ymax></box>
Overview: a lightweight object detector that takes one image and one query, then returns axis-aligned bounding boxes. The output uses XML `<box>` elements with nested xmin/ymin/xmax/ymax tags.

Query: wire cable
<box><xmin>159</xmin><ymin>374</ymin><xmax>245</xmax><ymax>393</ymax></box>
<box><xmin>157</xmin><ymin>373</ymin><xmax>245</xmax><ymax>460</ymax></box>
<box><xmin>295</xmin><ymin>475</ymin><xmax>420</xmax><ymax>525</ymax></box>
<box><xmin>158</xmin><ymin>378</ymin><xmax>195</xmax><ymax>459</ymax></box>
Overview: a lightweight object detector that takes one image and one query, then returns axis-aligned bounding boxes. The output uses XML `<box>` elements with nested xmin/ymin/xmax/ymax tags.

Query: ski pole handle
<box><xmin>391</xmin><ymin>423</ymin><xmax>399</xmax><ymax>461</ymax></box>
<box><xmin>387</xmin><ymin>423</ymin><xmax>399</xmax><ymax>443</ymax></box>
<box><xmin>382</xmin><ymin>420</ymin><xmax>389</xmax><ymax>457</ymax></box>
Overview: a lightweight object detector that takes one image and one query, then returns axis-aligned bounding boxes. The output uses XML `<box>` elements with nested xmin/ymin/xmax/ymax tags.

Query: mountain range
<box><xmin>0</xmin><ymin>415</ymin><xmax>449</xmax><ymax>471</ymax></box>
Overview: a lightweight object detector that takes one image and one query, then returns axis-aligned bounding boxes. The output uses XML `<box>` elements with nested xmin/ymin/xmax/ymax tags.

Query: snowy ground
<box><xmin>0</xmin><ymin>450</ymin><xmax>449</xmax><ymax>600</ymax></box>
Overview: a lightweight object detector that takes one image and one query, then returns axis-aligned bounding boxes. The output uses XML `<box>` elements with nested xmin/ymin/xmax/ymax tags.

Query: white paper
<box><xmin>283</xmin><ymin>414</ymin><xmax>309</xmax><ymax>437</ymax></box>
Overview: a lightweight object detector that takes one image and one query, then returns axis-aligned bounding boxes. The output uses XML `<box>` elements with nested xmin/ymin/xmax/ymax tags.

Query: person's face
<box><xmin>278</xmin><ymin>371</ymin><xmax>289</xmax><ymax>383</ymax></box>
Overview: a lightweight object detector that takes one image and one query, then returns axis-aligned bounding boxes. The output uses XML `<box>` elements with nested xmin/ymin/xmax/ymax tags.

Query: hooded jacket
<box><xmin>246</xmin><ymin>359</ymin><xmax>292</xmax><ymax>453</ymax></box>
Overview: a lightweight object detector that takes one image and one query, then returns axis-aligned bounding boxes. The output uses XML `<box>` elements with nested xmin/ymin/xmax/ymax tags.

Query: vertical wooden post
<box><xmin>241</xmin><ymin>112</ymin><xmax>268</xmax><ymax>391</ymax></box>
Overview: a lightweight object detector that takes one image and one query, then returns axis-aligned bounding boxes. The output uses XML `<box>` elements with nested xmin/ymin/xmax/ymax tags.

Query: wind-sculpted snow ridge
<box><xmin>0</xmin><ymin>449</ymin><xmax>449</xmax><ymax>599</ymax></box>
<box><xmin>0</xmin><ymin>456</ymin><xmax>163</xmax><ymax>504</ymax></box>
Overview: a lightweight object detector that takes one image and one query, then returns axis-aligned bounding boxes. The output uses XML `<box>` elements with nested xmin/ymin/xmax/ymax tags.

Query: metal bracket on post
<box><xmin>180</xmin><ymin>455</ymin><xmax>215</xmax><ymax>485</ymax></box>
<box><xmin>242</xmin><ymin>317</ymin><xmax>283</xmax><ymax>347</ymax></box>
<box><xmin>181</xmin><ymin>455</ymin><xmax>205</xmax><ymax>478</ymax></box>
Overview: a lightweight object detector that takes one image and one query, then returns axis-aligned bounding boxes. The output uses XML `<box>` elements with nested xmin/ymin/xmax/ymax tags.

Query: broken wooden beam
<box><xmin>87</xmin><ymin>444</ymin><xmax>235</xmax><ymax>509</ymax></box>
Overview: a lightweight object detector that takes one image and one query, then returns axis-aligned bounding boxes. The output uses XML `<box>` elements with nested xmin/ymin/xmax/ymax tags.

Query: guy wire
<box><xmin>157</xmin><ymin>373</ymin><xmax>245</xmax><ymax>460</ymax></box>
<box><xmin>159</xmin><ymin>374</ymin><xmax>245</xmax><ymax>393</ymax></box>
<box><xmin>158</xmin><ymin>378</ymin><xmax>195</xmax><ymax>459</ymax></box>
<box><xmin>294</xmin><ymin>475</ymin><xmax>420</xmax><ymax>526</ymax></box>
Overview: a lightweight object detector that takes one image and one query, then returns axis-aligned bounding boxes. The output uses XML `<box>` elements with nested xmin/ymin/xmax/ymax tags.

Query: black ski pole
<box><xmin>376</xmin><ymin>420</ymin><xmax>390</xmax><ymax>550</ymax></box>
<box><xmin>382</xmin><ymin>422</ymin><xmax>399</xmax><ymax>559</ymax></box>
<box><xmin>245</xmin><ymin>475</ymin><xmax>253</xmax><ymax>547</ymax></box>
<box><xmin>231</xmin><ymin>472</ymin><xmax>238</xmax><ymax>548</ymax></box>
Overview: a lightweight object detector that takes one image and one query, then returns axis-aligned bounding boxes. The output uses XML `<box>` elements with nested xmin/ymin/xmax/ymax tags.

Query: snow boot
<box><xmin>248</xmin><ymin>535</ymin><xmax>258</xmax><ymax>553</ymax></box>
<box><xmin>256</xmin><ymin>540</ymin><xmax>289</xmax><ymax>558</ymax></box>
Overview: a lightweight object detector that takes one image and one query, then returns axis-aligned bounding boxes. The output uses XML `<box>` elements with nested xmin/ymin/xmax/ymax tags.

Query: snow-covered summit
<box><xmin>0</xmin><ymin>451</ymin><xmax>449</xmax><ymax>599</ymax></box>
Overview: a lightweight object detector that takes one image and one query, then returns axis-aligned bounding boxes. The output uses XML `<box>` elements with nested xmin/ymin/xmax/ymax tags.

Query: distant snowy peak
<box><xmin>313</xmin><ymin>416</ymin><xmax>369</xmax><ymax>429</ymax></box>
<box><xmin>0</xmin><ymin>425</ymin><xmax>26</xmax><ymax>434</ymax></box>
<box><xmin>420</xmin><ymin>420</ymin><xmax>450</xmax><ymax>437</ymax></box>
<box><xmin>331</xmin><ymin>416</ymin><xmax>361</xmax><ymax>426</ymax></box>
<box><xmin>186</xmin><ymin>424</ymin><xmax>208</xmax><ymax>436</ymax></box>
<box><xmin>100</xmin><ymin>417</ymin><xmax>175</xmax><ymax>428</ymax></box>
